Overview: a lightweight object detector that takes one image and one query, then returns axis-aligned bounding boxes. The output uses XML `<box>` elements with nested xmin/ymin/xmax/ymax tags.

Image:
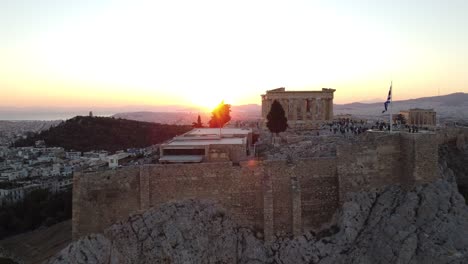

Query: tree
<box><xmin>396</xmin><ymin>114</ymin><xmax>406</xmax><ymax>125</ymax></box>
<box><xmin>192</xmin><ymin>114</ymin><xmax>204</xmax><ymax>128</ymax></box>
<box><xmin>208</xmin><ymin>101</ymin><xmax>231</xmax><ymax>128</ymax></box>
<box><xmin>266</xmin><ymin>100</ymin><xmax>288</xmax><ymax>135</ymax></box>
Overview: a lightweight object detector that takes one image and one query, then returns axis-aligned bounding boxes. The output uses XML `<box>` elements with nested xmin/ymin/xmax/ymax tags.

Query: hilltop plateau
<box><xmin>46</xmin><ymin>141</ymin><xmax>468</xmax><ymax>264</ymax></box>
<box><xmin>49</xmin><ymin>176</ymin><xmax>468</xmax><ymax>264</ymax></box>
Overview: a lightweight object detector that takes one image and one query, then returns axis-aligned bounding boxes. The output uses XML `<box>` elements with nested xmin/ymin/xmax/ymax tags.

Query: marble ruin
<box><xmin>71</xmin><ymin>88</ymin><xmax>468</xmax><ymax>242</ymax></box>
<box><xmin>399</xmin><ymin>108</ymin><xmax>437</xmax><ymax>127</ymax></box>
<box><xmin>261</xmin><ymin>87</ymin><xmax>336</xmax><ymax>129</ymax></box>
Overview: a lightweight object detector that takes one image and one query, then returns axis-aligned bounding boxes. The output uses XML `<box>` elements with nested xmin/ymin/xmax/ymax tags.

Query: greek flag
<box><xmin>382</xmin><ymin>82</ymin><xmax>392</xmax><ymax>113</ymax></box>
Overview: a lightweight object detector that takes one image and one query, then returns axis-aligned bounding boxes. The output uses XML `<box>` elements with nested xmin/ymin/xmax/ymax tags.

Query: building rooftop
<box><xmin>164</xmin><ymin>137</ymin><xmax>245</xmax><ymax>147</ymax></box>
<box><xmin>165</xmin><ymin>128</ymin><xmax>252</xmax><ymax>145</ymax></box>
<box><xmin>158</xmin><ymin>155</ymin><xmax>204</xmax><ymax>163</ymax></box>
<box><xmin>182</xmin><ymin>128</ymin><xmax>252</xmax><ymax>137</ymax></box>
<box><xmin>408</xmin><ymin>108</ymin><xmax>435</xmax><ymax>111</ymax></box>
<box><xmin>265</xmin><ymin>87</ymin><xmax>335</xmax><ymax>94</ymax></box>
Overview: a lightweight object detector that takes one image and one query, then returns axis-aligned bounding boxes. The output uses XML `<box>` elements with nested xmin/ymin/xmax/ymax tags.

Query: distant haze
<box><xmin>1</xmin><ymin>93</ymin><xmax>467</xmax><ymax>122</ymax></box>
<box><xmin>0</xmin><ymin>104</ymin><xmax>258</xmax><ymax>121</ymax></box>
<box><xmin>1</xmin><ymin>1</ymin><xmax>467</xmax><ymax>108</ymax></box>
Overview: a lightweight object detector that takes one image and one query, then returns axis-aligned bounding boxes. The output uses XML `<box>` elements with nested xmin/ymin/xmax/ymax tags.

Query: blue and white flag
<box><xmin>382</xmin><ymin>82</ymin><xmax>392</xmax><ymax>113</ymax></box>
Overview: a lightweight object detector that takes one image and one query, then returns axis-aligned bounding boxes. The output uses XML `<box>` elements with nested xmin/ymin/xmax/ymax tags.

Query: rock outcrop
<box><xmin>439</xmin><ymin>143</ymin><xmax>468</xmax><ymax>201</ymax></box>
<box><xmin>50</xmin><ymin>178</ymin><xmax>468</xmax><ymax>264</ymax></box>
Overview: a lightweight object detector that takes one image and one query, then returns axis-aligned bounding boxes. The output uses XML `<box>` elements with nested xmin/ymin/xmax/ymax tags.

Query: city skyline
<box><xmin>1</xmin><ymin>0</ymin><xmax>467</xmax><ymax>109</ymax></box>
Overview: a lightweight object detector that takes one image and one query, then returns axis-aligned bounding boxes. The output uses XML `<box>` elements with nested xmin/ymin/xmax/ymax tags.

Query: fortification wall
<box><xmin>72</xmin><ymin>168</ymin><xmax>140</xmax><ymax>239</ymax></box>
<box><xmin>401</xmin><ymin>133</ymin><xmax>438</xmax><ymax>184</ymax></box>
<box><xmin>143</xmin><ymin>162</ymin><xmax>264</xmax><ymax>229</ymax></box>
<box><xmin>436</xmin><ymin>127</ymin><xmax>468</xmax><ymax>146</ymax></box>
<box><xmin>72</xmin><ymin>158</ymin><xmax>340</xmax><ymax>240</ymax></box>
<box><xmin>337</xmin><ymin>132</ymin><xmax>439</xmax><ymax>200</ymax></box>
<box><xmin>337</xmin><ymin>132</ymin><xmax>401</xmax><ymax>200</ymax></box>
<box><xmin>262</xmin><ymin>158</ymin><xmax>338</xmax><ymax>235</ymax></box>
<box><xmin>72</xmin><ymin>132</ymin><xmax>439</xmax><ymax>240</ymax></box>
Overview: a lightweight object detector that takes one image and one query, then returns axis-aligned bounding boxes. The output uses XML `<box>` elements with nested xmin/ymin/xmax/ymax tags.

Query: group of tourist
<box><xmin>407</xmin><ymin>125</ymin><xmax>419</xmax><ymax>133</ymax></box>
<box><xmin>326</xmin><ymin>118</ymin><xmax>369</xmax><ymax>137</ymax></box>
<box><xmin>371</xmin><ymin>121</ymin><xmax>392</xmax><ymax>131</ymax></box>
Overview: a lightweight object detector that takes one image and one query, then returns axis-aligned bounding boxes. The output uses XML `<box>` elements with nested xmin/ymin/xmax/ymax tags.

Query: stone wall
<box><xmin>72</xmin><ymin>132</ymin><xmax>440</xmax><ymax>240</ymax></box>
<box><xmin>262</xmin><ymin>158</ymin><xmax>338</xmax><ymax>235</ymax></box>
<box><xmin>208</xmin><ymin>144</ymin><xmax>247</xmax><ymax>163</ymax></box>
<box><xmin>337</xmin><ymin>132</ymin><xmax>401</xmax><ymax>200</ymax></box>
<box><xmin>72</xmin><ymin>168</ymin><xmax>140</xmax><ymax>239</ymax></box>
<box><xmin>337</xmin><ymin>132</ymin><xmax>439</xmax><ymax>200</ymax></box>
<box><xmin>401</xmin><ymin>133</ymin><xmax>438</xmax><ymax>184</ymax></box>
<box><xmin>72</xmin><ymin>158</ymin><xmax>339</xmax><ymax>240</ymax></box>
<box><xmin>144</xmin><ymin>162</ymin><xmax>264</xmax><ymax>229</ymax></box>
<box><xmin>436</xmin><ymin>127</ymin><xmax>468</xmax><ymax>146</ymax></box>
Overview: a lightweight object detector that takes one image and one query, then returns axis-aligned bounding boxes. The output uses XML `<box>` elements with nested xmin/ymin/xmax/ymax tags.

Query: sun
<box><xmin>190</xmin><ymin>94</ymin><xmax>230</xmax><ymax>112</ymax></box>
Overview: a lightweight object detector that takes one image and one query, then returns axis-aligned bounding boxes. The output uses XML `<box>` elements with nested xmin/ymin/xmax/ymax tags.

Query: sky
<box><xmin>1</xmin><ymin>0</ymin><xmax>467</xmax><ymax>110</ymax></box>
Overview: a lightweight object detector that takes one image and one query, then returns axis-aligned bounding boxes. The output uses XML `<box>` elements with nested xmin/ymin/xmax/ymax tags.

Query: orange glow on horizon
<box><xmin>1</xmin><ymin>1</ymin><xmax>467</xmax><ymax>109</ymax></box>
<box><xmin>190</xmin><ymin>96</ymin><xmax>225</xmax><ymax>112</ymax></box>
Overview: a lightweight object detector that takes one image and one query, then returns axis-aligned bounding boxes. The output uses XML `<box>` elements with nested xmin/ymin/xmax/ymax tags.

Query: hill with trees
<box><xmin>0</xmin><ymin>189</ymin><xmax>71</xmax><ymax>240</ymax></box>
<box><xmin>12</xmin><ymin>116</ymin><xmax>192</xmax><ymax>152</ymax></box>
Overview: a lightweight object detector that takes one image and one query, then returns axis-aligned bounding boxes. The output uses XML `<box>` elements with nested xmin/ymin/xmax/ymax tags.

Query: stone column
<box><xmin>325</xmin><ymin>98</ymin><xmax>330</xmax><ymax>120</ymax></box>
<box><xmin>292</xmin><ymin>99</ymin><xmax>298</xmax><ymax>121</ymax></box>
<box><xmin>311</xmin><ymin>98</ymin><xmax>316</xmax><ymax>121</ymax></box>
<box><xmin>329</xmin><ymin>98</ymin><xmax>334</xmax><ymax>120</ymax></box>
<box><xmin>302</xmin><ymin>99</ymin><xmax>307</xmax><ymax>122</ymax></box>
<box><xmin>316</xmin><ymin>98</ymin><xmax>321</xmax><ymax>120</ymax></box>
<box><xmin>261</xmin><ymin>96</ymin><xmax>266</xmax><ymax>118</ymax></box>
<box><xmin>322</xmin><ymin>99</ymin><xmax>327</xmax><ymax>120</ymax></box>
<box><xmin>300</xmin><ymin>98</ymin><xmax>305</xmax><ymax>123</ymax></box>
<box><xmin>282</xmin><ymin>99</ymin><xmax>289</xmax><ymax>118</ymax></box>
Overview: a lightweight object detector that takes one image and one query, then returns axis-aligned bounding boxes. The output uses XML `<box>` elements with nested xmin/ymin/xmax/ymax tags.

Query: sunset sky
<box><xmin>1</xmin><ymin>0</ymin><xmax>467</xmax><ymax>109</ymax></box>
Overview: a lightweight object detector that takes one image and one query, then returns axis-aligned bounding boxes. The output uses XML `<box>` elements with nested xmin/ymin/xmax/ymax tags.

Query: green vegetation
<box><xmin>208</xmin><ymin>101</ymin><xmax>231</xmax><ymax>128</ymax></box>
<box><xmin>192</xmin><ymin>114</ymin><xmax>204</xmax><ymax>128</ymax></box>
<box><xmin>12</xmin><ymin>116</ymin><xmax>192</xmax><ymax>152</ymax></box>
<box><xmin>0</xmin><ymin>189</ymin><xmax>72</xmax><ymax>239</ymax></box>
<box><xmin>266</xmin><ymin>100</ymin><xmax>288</xmax><ymax>135</ymax></box>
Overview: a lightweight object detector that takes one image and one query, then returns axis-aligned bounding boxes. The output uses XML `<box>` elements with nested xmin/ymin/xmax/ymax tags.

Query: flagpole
<box><xmin>389</xmin><ymin>81</ymin><xmax>393</xmax><ymax>132</ymax></box>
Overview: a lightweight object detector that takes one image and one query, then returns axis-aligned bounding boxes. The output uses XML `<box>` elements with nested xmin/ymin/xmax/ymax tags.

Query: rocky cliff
<box><xmin>49</xmin><ymin>163</ymin><xmax>468</xmax><ymax>264</ymax></box>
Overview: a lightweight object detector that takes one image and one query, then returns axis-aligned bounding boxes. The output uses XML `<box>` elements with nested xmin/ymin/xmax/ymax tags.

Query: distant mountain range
<box><xmin>113</xmin><ymin>104</ymin><xmax>264</xmax><ymax>125</ymax></box>
<box><xmin>1</xmin><ymin>93</ymin><xmax>466</xmax><ymax>123</ymax></box>
<box><xmin>334</xmin><ymin>92</ymin><xmax>468</xmax><ymax>122</ymax></box>
<box><xmin>113</xmin><ymin>93</ymin><xmax>468</xmax><ymax>124</ymax></box>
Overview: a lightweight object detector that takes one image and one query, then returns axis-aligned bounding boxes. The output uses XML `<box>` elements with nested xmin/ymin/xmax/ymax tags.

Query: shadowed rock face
<box><xmin>50</xmin><ymin>177</ymin><xmax>468</xmax><ymax>264</ymax></box>
<box><xmin>440</xmin><ymin>143</ymin><xmax>468</xmax><ymax>202</ymax></box>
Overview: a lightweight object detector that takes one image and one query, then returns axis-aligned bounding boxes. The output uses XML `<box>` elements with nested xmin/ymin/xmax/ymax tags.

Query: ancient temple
<box><xmin>399</xmin><ymin>108</ymin><xmax>437</xmax><ymax>127</ymax></box>
<box><xmin>261</xmin><ymin>87</ymin><xmax>335</xmax><ymax>129</ymax></box>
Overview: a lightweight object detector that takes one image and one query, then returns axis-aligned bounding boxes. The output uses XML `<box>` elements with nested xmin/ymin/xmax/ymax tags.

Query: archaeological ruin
<box><xmin>399</xmin><ymin>108</ymin><xmax>437</xmax><ymax>127</ymax></box>
<box><xmin>261</xmin><ymin>87</ymin><xmax>336</xmax><ymax>129</ymax></box>
<box><xmin>69</xmin><ymin>129</ymin><xmax>468</xmax><ymax>241</ymax></box>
